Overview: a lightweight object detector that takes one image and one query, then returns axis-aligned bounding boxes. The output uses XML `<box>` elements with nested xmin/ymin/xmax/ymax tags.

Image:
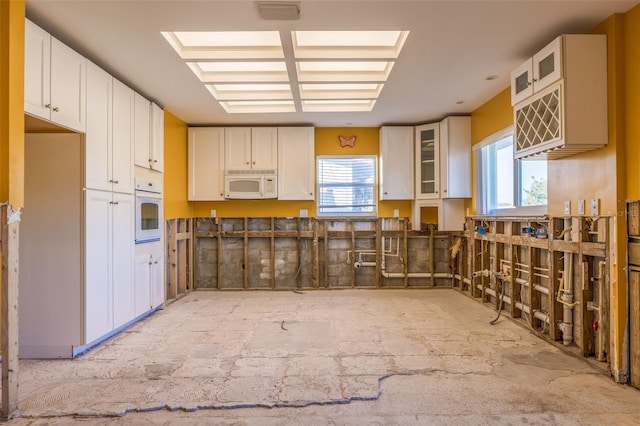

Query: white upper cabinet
<box><xmin>379</xmin><ymin>126</ymin><xmax>414</xmax><ymax>200</ymax></box>
<box><xmin>24</xmin><ymin>19</ymin><xmax>86</xmax><ymax>132</ymax></box>
<box><xmin>135</xmin><ymin>99</ymin><xmax>164</xmax><ymax>172</ymax></box>
<box><xmin>111</xmin><ymin>79</ymin><xmax>135</xmax><ymax>193</ymax></box>
<box><xmin>414</xmin><ymin>123</ymin><xmax>440</xmax><ymax>200</ymax></box>
<box><xmin>85</xmin><ymin>64</ymin><xmax>134</xmax><ymax>194</ymax></box>
<box><xmin>251</xmin><ymin>128</ymin><xmax>278</xmax><ymax>170</ymax></box>
<box><xmin>512</xmin><ymin>34</ymin><xmax>607</xmax><ymax>159</ymax></box>
<box><xmin>225</xmin><ymin>127</ymin><xmax>277</xmax><ymax>171</ymax></box>
<box><xmin>85</xmin><ymin>61</ymin><xmax>112</xmax><ymax>192</ymax></box>
<box><xmin>149</xmin><ymin>103</ymin><xmax>164</xmax><ymax>172</ymax></box>
<box><xmin>133</xmin><ymin>93</ymin><xmax>151</xmax><ymax>169</ymax></box>
<box><xmin>439</xmin><ymin>116</ymin><xmax>471</xmax><ymax>199</ymax></box>
<box><xmin>188</xmin><ymin>127</ymin><xmax>225</xmax><ymax>201</ymax></box>
<box><xmin>277</xmin><ymin>127</ymin><xmax>315</xmax><ymax>200</ymax></box>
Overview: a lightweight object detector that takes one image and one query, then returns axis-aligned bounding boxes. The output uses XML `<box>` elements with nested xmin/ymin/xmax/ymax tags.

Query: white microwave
<box><xmin>225</xmin><ymin>172</ymin><xmax>277</xmax><ymax>199</ymax></box>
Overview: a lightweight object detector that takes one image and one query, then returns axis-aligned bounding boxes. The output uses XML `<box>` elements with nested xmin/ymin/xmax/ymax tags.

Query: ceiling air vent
<box><xmin>256</xmin><ymin>2</ymin><xmax>300</xmax><ymax>20</ymax></box>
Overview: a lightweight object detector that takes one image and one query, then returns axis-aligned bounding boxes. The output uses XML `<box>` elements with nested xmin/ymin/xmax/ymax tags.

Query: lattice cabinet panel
<box><xmin>515</xmin><ymin>85</ymin><xmax>561</xmax><ymax>158</ymax></box>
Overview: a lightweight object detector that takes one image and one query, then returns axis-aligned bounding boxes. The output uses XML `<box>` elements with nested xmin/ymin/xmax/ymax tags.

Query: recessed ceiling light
<box><xmin>187</xmin><ymin>62</ymin><xmax>289</xmax><ymax>82</ymax></box>
<box><xmin>299</xmin><ymin>83</ymin><xmax>383</xmax><ymax>99</ymax></box>
<box><xmin>301</xmin><ymin>99</ymin><xmax>376</xmax><ymax>112</ymax></box>
<box><xmin>206</xmin><ymin>83</ymin><xmax>293</xmax><ymax>100</ymax></box>
<box><xmin>296</xmin><ymin>61</ymin><xmax>394</xmax><ymax>82</ymax></box>
<box><xmin>219</xmin><ymin>100</ymin><xmax>296</xmax><ymax>113</ymax></box>
<box><xmin>161</xmin><ymin>31</ymin><xmax>284</xmax><ymax>59</ymax></box>
<box><xmin>456</xmin><ymin>100</ymin><xmax>465</xmax><ymax>105</ymax></box>
<box><xmin>486</xmin><ymin>75</ymin><xmax>499</xmax><ymax>81</ymax></box>
<box><xmin>256</xmin><ymin>1</ymin><xmax>300</xmax><ymax>20</ymax></box>
<box><xmin>292</xmin><ymin>30</ymin><xmax>409</xmax><ymax>59</ymax></box>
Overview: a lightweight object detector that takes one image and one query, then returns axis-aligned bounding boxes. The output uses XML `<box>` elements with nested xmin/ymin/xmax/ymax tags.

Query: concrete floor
<box><xmin>9</xmin><ymin>289</ymin><xmax>640</xmax><ymax>425</ymax></box>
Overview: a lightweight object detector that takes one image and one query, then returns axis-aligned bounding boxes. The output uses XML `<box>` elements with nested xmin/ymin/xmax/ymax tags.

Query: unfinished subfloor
<box><xmin>9</xmin><ymin>289</ymin><xmax>640</xmax><ymax>424</ymax></box>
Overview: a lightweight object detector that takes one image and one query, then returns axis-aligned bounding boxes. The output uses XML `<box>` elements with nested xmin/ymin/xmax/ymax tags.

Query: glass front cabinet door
<box><xmin>415</xmin><ymin>123</ymin><xmax>440</xmax><ymax>199</ymax></box>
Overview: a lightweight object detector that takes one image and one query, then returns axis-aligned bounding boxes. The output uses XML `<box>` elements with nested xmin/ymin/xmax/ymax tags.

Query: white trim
<box><xmin>472</xmin><ymin>125</ymin><xmax>514</xmax><ymax>152</ymax></box>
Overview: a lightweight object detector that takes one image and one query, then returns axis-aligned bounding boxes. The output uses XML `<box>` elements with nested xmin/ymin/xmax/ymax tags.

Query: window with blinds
<box><xmin>317</xmin><ymin>156</ymin><xmax>376</xmax><ymax>215</ymax></box>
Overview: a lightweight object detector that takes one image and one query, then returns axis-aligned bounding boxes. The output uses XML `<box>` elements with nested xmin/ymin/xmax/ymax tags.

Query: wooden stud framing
<box><xmin>1</xmin><ymin>205</ymin><xmax>19</xmax><ymax>418</ymax></box>
<box><xmin>403</xmin><ymin>219</ymin><xmax>409</xmax><ymax>288</ymax></box>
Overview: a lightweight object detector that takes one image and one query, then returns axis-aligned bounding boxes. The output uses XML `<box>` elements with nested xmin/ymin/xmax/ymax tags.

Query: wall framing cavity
<box><xmin>453</xmin><ymin>216</ymin><xmax>611</xmax><ymax>366</ymax></box>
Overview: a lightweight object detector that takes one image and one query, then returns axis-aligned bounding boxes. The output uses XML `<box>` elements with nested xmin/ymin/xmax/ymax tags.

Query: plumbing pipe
<box><xmin>559</xmin><ymin>218</ymin><xmax>574</xmax><ymax>346</ymax></box>
<box><xmin>484</xmin><ymin>287</ymin><xmax>512</xmax><ymax>305</ymax></box>
<box><xmin>454</xmin><ymin>274</ymin><xmax>472</xmax><ymax>285</ymax></box>
<box><xmin>515</xmin><ymin>302</ymin><xmax>550</xmax><ymax>324</ymax></box>
<box><xmin>596</xmin><ymin>260</ymin><xmax>606</xmax><ymax>361</ymax></box>
<box><xmin>534</xmin><ymin>284</ymin><xmax>549</xmax><ymax>295</ymax></box>
<box><xmin>381</xmin><ymin>271</ymin><xmax>451</xmax><ymax>279</ymax></box>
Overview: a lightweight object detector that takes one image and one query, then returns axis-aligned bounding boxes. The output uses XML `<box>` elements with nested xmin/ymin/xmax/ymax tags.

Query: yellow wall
<box><xmin>188</xmin><ymin>126</ymin><xmax>412</xmax><ymax>218</ymax></box>
<box><xmin>0</xmin><ymin>0</ymin><xmax>25</xmax><ymax>207</ymax></box>
<box><xmin>626</xmin><ymin>7</ymin><xmax>640</xmax><ymax>199</ymax></box>
<box><xmin>163</xmin><ymin>110</ymin><xmax>192</xmax><ymax>219</ymax></box>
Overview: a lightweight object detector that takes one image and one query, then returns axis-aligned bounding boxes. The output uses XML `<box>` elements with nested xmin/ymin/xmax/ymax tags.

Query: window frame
<box><xmin>474</xmin><ymin>126</ymin><xmax>547</xmax><ymax>216</ymax></box>
<box><xmin>316</xmin><ymin>155</ymin><xmax>378</xmax><ymax>217</ymax></box>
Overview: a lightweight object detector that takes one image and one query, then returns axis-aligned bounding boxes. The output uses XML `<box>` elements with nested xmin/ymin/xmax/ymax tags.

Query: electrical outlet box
<box><xmin>564</xmin><ymin>201</ymin><xmax>571</xmax><ymax>215</ymax></box>
<box><xmin>299</xmin><ymin>209</ymin><xmax>308</xmax><ymax>217</ymax></box>
<box><xmin>590</xmin><ymin>199</ymin><xmax>599</xmax><ymax>216</ymax></box>
<box><xmin>393</xmin><ymin>209</ymin><xmax>400</xmax><ymax>217</ymax></box>
<box><xmin>578</xmin><ymin>199</ymin><xmax>585</xmax><ymax>215</ymax></box>
<box><xmin>210</xmin><ymin>209</ymin><xmax>216</xmax><ymax>218</ymax></box>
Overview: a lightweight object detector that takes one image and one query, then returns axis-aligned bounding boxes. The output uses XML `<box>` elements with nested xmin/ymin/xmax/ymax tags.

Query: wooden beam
<box><xmin>1</xmin><ymin>205</ymin><xmax>20</xmax><ymax>418</ymax></box>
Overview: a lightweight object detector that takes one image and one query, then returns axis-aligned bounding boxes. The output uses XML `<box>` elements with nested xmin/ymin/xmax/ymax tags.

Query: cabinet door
<box><xmin>150</xmin><ymin>251</ymin><xmax>164</xmax><ymax>308</ymax></box>
<box><xmin>112</xmin><ymin>79</ymin><xmax>134</xmax><ymax>194</ymax></box>
<box><xmin>510</xmin><ymin>58</ymin><xmax>533</xmax><ymax>106</ymax></box>
<box><xmin>415</xmin><ymin>123</ymin><xmax>440</xmax><ymax>199</ymax></box>
<box><xmin>112</xmin><ymin>193</ymin><xmax>135</xmax><ymax>328</ymax></box>
<box><xmin>252</xmin><ymin>128</ymin><xmax>278</xmax><ymax>170</ymax></box>
<box><xmin>134</xmin><ymin>254</ymin><xmax>151</xmax><ymax>317</ymax></box>
<box><xmin>225</xmin><ymin>127</ymin><xmax>251</xmax><ymax>170</ymax></box>
<box><xmin>439</xmin><ymin>117</ymin><xmax>471</xmax><ymax>199</ymax></box>
<box><xmin>133</xmin><ymin>93</ymin><xmax>151</xmax><ymax>169</ymax></box>
<box><xmin>85</xmin><ymin>190</ymin><xmax>113</xmax><ymax>343</ymax></box>
<box><xmin>50</xmin><ymin>37</ymin><xmax>86</xmax><ymax>132</ymax></box>
<box><xmin>150</xmin><ymin>103</ymin><xmax>164</xmax><ymax>171</ymax></box>
<box><xmin>85</xmin><ymin>61</ymin><xmax>112</xmax><ymax>192</ymax></box>
<box><xmin>380</xmin><ymin>127</ymin><xmax>414</xmax><ymax>200</ymax></box>
<box><xmin>533</xmin><ymin>36</ymin><xmax>562</xmax><ymax>94</ymax></box>
<box><xmin>24</xmin><ymin>20</ymin><xmax>51</xmax><ymax>120</ymax></box>
<box><xmin>277</xmin><ymin>127</ymin><xmax>315</xmax><ymax>200</ymax></box>
<box><xmin>188</xmin><ymin>127</ymin><xmax>226</xmax><ymax>200</ymax></box>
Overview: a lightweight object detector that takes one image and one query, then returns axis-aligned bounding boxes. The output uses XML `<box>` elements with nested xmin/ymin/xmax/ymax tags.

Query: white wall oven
<box><xmin>135</xmin><ymin>178</ymin><xmax>163</xmax><ymax>243</ymax></box>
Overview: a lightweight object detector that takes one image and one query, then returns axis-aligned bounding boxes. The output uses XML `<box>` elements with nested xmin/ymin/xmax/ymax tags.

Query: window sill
<box><xmin>480</xmin><ymin>205</ymin><xmax>547</xmax><ymax>217</ymax></box>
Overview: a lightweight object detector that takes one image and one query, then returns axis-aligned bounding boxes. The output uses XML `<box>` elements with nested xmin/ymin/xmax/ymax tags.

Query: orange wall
<box><xmin>187</xmin><ymin>127</ymin><xmax>412</xmax><ymax>218</ymax></box>
<box><xmin>625</xmin><ymin>7</ymin><xmax>640</xmax><ymax>199</ymax></box>
<box><xmin>163</xmin><ymin>110</ymin><xmax>192</xmax><ymax>219</ymax></box>
<box><xmin>0</xmin><ymin>0</ymin><xmax>25</xmax><ymax>207</ymax></box>
<box><xmin>468</xmin><ymin>87</ymin><xmax>512</xmax><ymax>214</ymax></box>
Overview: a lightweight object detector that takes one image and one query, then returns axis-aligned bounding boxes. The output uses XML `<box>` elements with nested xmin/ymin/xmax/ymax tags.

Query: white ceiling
<box><xmin>25</xmin><ymin>0</ymin><xmax>638</xmax><ymax>127</ymax></box>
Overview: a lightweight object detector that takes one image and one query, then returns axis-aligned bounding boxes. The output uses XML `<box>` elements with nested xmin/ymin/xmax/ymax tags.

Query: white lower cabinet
<box><xmin>85</xmin><ymin>190</ymin><xmax>135</xmax><ymax>339</ymax></box>
<box><xmin>135</xmin><ymin>243</ymin><xmax>164</xmax><ymax>317</ymax></box>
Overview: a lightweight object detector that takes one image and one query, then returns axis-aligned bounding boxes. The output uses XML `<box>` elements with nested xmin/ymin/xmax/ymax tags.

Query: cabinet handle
<box><xmin>384</xmin><ymin>192</ymin><xmax>388</xmax><ymax>195</ymax></box>
<box><xmin>252</xmin><ymin>161</ymin><xmax>256</xmax><ymax>164</ymax></box>
<box><xmin>246</xmin><ymin>162</ymin><xmax>250</xmax><ymax>165</ymax></box>
<box><xmin>45</xmin><ymin>103</ymin><xmax>52</xmax><ymax>109</ymax></box>
<box><xmin>113</xmin><ymin>201</ymin><xmax>119</xmax><ymax>205</ymax></box>
<box><xmin>310</xmin><ymin>192</ymin><xmax>313</xmax><ymax>196</ymax></box>
<box><xmin>52</xmin><ymin>106</ymin><xmax>59</xmax><ymax>112</ymax></box>
<box><xmin>114</xmin><ymin>180</ymin><xmax>119</xmax><ymax>184</ymax></box>
<box><xmin>153</xmin><ymin>160</ymin><xmax>158</xmax><ymax>163</ymax></box>
<box><xmin>154</xmin><ymin>261</ymin><xmax>158</xmax><ymax>264</ymax></box>
<box><xmin>443</xmin><ymin>189</ymin><xmax>447</xmax><ymax>193</ymax></box>
<box><xmin>435</xmin><ymin>191</ymin><xmax>438</xmax><ymax>194</ymax></box>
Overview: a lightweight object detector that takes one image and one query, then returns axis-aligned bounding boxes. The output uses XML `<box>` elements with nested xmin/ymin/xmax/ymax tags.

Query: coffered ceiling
<box><xmin>25</xmin><ymin>0</ymin><xmax>638</xmax><ymax>127</ymax></box>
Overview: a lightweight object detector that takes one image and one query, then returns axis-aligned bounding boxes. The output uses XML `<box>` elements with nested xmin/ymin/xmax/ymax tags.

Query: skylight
<box><xmin>162</xmin><ymin>30</ymin><xmax>408</xmax><ymax>114</ymax></box>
